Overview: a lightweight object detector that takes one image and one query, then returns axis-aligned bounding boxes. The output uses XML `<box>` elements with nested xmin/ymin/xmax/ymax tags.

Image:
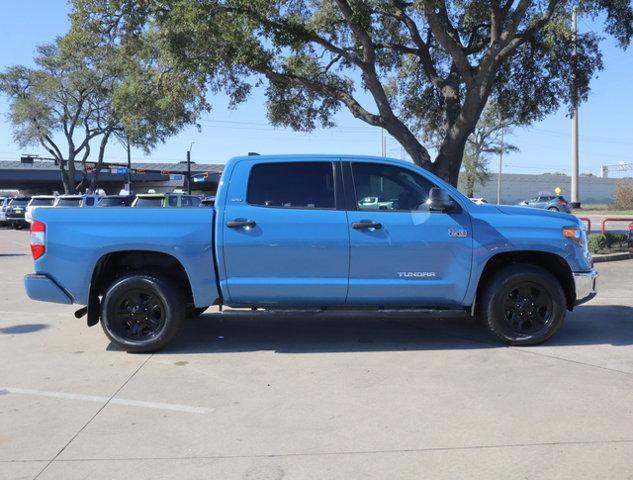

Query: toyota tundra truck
<box><xmin>24</xmin><ymin>155</ymin><xmax>598</xmax><ymax>352</ymax></box>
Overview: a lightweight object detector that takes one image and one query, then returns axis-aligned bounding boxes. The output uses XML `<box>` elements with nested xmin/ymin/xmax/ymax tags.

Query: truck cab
<box><xmin>24</xmin><ymin>155</ymin><xmax>597</xmax><ymax>352</ymax></box>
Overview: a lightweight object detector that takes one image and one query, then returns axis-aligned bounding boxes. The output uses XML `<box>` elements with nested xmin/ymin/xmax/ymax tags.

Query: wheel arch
<box><xmin>475</xmin><ymin>251</ymin><xmax>575</xmax><ymax>311</ymax></box>
<box><xmin>90</xmin><ymin>250</ymin><xmax>195</xmax><ymax>308</ymax></box>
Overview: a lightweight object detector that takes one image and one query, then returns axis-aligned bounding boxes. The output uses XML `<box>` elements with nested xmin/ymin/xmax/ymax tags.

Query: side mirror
<box><xmin>428</xmin><ymin>187</ymin><xmax>453</xmax><ymax>212</ymax></box>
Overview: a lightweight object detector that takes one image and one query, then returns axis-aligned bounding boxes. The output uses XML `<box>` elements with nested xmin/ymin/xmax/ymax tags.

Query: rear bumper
<box><xmin>24</xmin><ymin>274</ymin><xmax>73</xmax><ymax>305</ymax></box>
<box><xmin>573</xmin><ymin>270</ymin><xmax>598</xmax><ymax>306</ymax></box>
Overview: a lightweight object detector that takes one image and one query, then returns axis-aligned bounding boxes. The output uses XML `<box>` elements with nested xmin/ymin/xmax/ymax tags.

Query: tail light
<box><xmin>30</xmin><ymin>220</ymin><xmax>46</xmax><ymax>260</ymax></box>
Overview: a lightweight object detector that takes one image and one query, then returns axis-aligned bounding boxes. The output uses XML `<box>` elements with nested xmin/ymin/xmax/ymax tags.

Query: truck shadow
<box><xmin>162</xmin><ymin>304</ymin><xmax>633</xmax><ymax>354</ymax></box>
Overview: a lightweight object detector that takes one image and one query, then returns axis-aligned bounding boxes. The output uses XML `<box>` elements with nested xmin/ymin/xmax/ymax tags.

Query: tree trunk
<box><xmin>89</xmin><ymin>131</ymin><xmax>112</xmax><ymax>192</ymax></box>
<box><xmin>432</xmin><ymin>134</ymin><xmax>469</xmax><ymax>186</ymax></box>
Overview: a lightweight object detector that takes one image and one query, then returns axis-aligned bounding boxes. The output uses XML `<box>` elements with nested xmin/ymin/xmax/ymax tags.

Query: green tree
<box><xmin>459</xmin><ymin>104</ymin><xmax>517</xmax><ymax>197</ymax></box>
<box><xmin>72</xmin><ymin>0</ymin><xmax>632</xmax><ymax>185</ymax></box>
<box><xmin>0</xmin><ymin>27</ymin><xmax>203</xmax><ymax>193</ymax></box>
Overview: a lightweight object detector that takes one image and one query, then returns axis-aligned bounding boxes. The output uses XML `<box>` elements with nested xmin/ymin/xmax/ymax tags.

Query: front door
<box><xmin>220</xmin><ymin>159</ymin><xmax>349</xmax><ymax>306</ymax></box>
<box><xmin>345</xmin><ymin>161</ymin><xmax>472</xmax><ymax>306</ymax></box>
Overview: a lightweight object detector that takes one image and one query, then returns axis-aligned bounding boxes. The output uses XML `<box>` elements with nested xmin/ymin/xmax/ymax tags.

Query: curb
<box><xmin>592</xmin><ymin>252</ymin><xmax>632</xmax><ymax>263</ymax></box>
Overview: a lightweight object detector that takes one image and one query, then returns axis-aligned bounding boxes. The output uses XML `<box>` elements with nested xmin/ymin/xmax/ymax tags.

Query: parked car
<box><xmin>24</xmin><ymin>154</ymin><xmax>597</xmax><ymax>353</ymax></box>
<box><xmin>25</xmin><ymin>195</ymin><xmax>56</xmax><ymax>223</ymax></box>
<box><xmin>518</xmin><ymin>194</ymin><xmax>571</xmax><ymax>213</ymax></box>
<box><xmin>132</xmin><ymin>193</ymin><xmax>201</xmax><ymax>208</ymax></box>
<box><xmin>0</xmin><ymin>197</ymin><xmax>10</xmax><ymax>225</ymax></box>
<box><xmin>469</xmin><ymin>197</ymin><xmax>488</xmax><ymax>205</ymax></box>
<box><xmin>97</xmin><ymin>195</ymin><xmax>134</xmax><ymax>207</ymax></box>
<box><xmin>199</xmin><ymin>196</ymin><xmax>215</xmax><ymax>207</ymax></box>
<box><xmin>6</xmin><ymin>196</ymin><xmax>31</xmax><ymax>229</ymax></box>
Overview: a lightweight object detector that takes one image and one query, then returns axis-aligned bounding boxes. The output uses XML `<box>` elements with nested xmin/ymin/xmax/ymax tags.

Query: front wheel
<box><xmin>479</xmin><ymin>264</ymin><xmax>567</xmax><ymax>345</ymax></box>
<box><xmin>100</xmin><ymin>272</ymin><xmax>185</xmax><ymax>352</ymax></box>
<box><xmin>547</xmin><ymin>206</ymin><xmax>559</xmax><ymax>212</ymax></box>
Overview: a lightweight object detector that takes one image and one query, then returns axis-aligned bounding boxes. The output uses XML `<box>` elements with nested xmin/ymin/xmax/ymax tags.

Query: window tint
<box><xmin>135</xmin><ymin>197</ymin><xmax>163</xmax><ymax>207</ymax></box>
<box><xmin>247</xmin><ymin>162</ymin><xmax>335</xmax><ymax>209</ymax></box>
<box><xmin>351</xmin><ymin>163</ymin><xmax>435</xmax><ymax>211</ymax></box>
<box><xmin>30</xmin><ymin>198</ymin><xmax>53</xmax><ymax>206</ymax></box>
<box><xmin>10</xmin><ymin>199</ymin><xmax>30</xmax><ymax>207</ymax></box>
<box><xmin>167</xmin><ymin>196</ymin><xmax>179</xmax><ymax>207</ymax></box>
<box><xmin>57</xmin><ymin>198</ymin><xmax>81</xmax><ymax>207</ymax></box>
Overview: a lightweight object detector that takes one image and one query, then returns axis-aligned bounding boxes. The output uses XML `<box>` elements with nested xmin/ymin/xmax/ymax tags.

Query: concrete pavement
<box><xmin>1</xmin><ymin>228</ymin><xmax>633</xmax><ymax>479</ymax></box>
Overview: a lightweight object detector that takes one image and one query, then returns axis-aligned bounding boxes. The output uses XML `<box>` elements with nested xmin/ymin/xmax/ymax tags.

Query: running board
<box><xmin>218</xmin><ymin>307</ymin><xmax>469</xmax><ymax>319</ymax></box>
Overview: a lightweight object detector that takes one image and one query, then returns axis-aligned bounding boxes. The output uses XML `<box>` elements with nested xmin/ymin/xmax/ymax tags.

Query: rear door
<box><xmin>345</xmin><ymin>161</ymin><xmax>472</xmax><ymax>306</ymax></box>
<box><xmin>220</xmin><ymin>159</ymin><xmax>349</xmax><ymax>306</ymax></box>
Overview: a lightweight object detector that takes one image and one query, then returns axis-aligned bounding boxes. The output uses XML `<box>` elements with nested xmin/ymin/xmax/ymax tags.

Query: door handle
<box><xmin>227</xmin><ymin>218</ymin><xmax>257</xmax><ymax>228</ymax></box>
<box><xmin>352</xmin><ymin>220</ymin><xmax>382</xmax><ymax>230</ymax></box>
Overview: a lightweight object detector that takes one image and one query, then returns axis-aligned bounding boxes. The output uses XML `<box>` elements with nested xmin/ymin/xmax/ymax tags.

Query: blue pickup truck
<box><xmin>24</xmin><ymin>155</ymin><xmax>597</xmax><ymax>352</ymax></box>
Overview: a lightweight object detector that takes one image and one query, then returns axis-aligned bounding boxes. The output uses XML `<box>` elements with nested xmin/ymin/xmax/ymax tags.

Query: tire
<box><xmin>547</xmin><ymin>206</ymin><xmax>559</xmax><ymax>212</ymax></box>
<box><xmin>100</xmin><ymin>271</ymin><xmax>185</xmax><ymax>353</ymax></box>
<box><xmin>186</xmin><ymin>306</ymin><xmax>209</xmax><ymax>318</ymax></box>
<box><xmin>479</xmin><ymin>264</ymin><xmax>567</xmax><ymax>346</ymax></box>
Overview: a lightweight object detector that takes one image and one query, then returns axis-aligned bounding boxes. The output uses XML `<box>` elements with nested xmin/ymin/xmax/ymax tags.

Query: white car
<box><xmin>0</xmin><ymin>197</ymin><xmax>10</xmax><ymax>224</ymax></box>
<box><xmin>25</xmin><ymin>195</ymin><xmax>56</xmax><ymax>223</ymax></box>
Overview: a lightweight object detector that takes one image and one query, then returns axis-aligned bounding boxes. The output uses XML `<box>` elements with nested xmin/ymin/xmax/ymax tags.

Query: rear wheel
<box><xmin>100</xmin><ymin>272</ymin><xmax>185</xmax><ymax>352</ymax></box>
<box><xmin>479</xmin><ymin>264</ymin><xmax>567</xmax><ymax>345</ymax></box>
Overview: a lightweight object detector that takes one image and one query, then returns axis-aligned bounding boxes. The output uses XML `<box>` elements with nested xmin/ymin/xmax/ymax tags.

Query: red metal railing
<box><xmin>601</xmin><ymin>217</ymin><xmax>633</xmax><ymax>235</ymax></box>
<box><xmin>578</xmin><ymin>217</ymin><xmax>592</xmax><ymax>235</ymax></box>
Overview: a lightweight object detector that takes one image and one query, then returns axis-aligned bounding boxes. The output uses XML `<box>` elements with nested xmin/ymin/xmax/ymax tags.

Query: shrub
<box><xmin>612</xmin><ymin>182</ymin><xmax>633</xmax><ymax>210</ymax></box>
<box><xmin>588</xmin><ymin>233</ymin><xmax>629</xmax><ymax>253</ymax></box>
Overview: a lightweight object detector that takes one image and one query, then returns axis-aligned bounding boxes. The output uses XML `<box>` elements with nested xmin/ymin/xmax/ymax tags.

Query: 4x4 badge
<box><xmin>448</xmin><ymin>229</ymin><xmax>468</xmax><ymax>238</ymax></box>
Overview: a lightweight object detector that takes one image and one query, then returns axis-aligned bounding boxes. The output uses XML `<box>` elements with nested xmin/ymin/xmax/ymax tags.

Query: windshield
<box><xmin>98</xmin><ymin>197</ymin><xmax>131</xmax><ymax>207</ymax></box>
<box><xmin>56</xmin><ymin>198</ymin><xmax>81</xmax><ymax>207</ymax></box>
<box><xmin>135</xmin><ymin>197</ymin><xmax>163</xmax><ymax>207</ymax></box>
<box><xmin>30</xmin><ymin>198</ymin><xmax>54</xmax><ymax>207</ymax></box>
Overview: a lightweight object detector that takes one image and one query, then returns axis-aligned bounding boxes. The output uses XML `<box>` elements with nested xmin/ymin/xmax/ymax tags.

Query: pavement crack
<box><xmin>32</xmin><ymin>354</ymin><xmax>154</xmax><ymax>480</ymax></box>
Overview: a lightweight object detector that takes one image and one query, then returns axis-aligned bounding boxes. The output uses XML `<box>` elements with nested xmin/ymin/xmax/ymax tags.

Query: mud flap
<box><xmin>87</xmin><ymin>293</ymin><xmax>101</xmax><ymax>327</ymax></box>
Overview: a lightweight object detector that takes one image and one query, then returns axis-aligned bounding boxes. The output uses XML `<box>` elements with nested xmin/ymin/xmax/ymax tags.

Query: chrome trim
<box><xmin>574</xmin><ymin>270</ymin><xmax>598</xmax><ymax>306</ymax></box>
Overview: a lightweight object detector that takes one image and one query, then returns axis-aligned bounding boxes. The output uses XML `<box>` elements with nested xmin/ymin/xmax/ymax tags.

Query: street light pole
<box><xmin>571</xmin><ymin>5</ymin><xmax>580</xmax><ymax>208</ymax></box>
<box><xmin>126</xmin><ymin>137</ymin><xmax>133</xmax><ymax>194</ymax></box>
<box><xmin>497</xmin><ymin>127</ymin><xmax>504</xmax><ymax>204</ymax></box>
<box><xmin>186</xmin><ymin>142</ymin><xmax>194</xmax><ymax>195</ymax></box>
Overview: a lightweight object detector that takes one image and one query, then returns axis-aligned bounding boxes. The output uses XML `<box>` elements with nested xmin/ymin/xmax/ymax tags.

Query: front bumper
<box><xmin>573</xmin><ymin>270</ymin><xmax>598</xmax><ymax>306</ymax></box>
<box><xmin>24</xmin><ymin>274</ymin><xmax>73</xmax><ymax>305</ymax></box>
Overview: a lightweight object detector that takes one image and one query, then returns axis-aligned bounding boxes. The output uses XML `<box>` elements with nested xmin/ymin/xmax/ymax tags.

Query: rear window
<box><xmin>135</xmin><ymin>197</ymin><xmax>163</xmax><ymax>207</ymax></box>
<box><xmin>56</xmin><ymin>198</ymin><xmax>81</xmax><ymax>207</ymax></box>
<box><xmin>247</xmin><ymin>162</ymin><xmax>335</xmax><ymax>209</ymax></box>
<box><xmin>98</xmin><ymin>197</ymin><xmax>132</xmax><ymax>207</ymax></box>
<box><xmin>30</xmin><ymin>198</ymin><xmax>54</xmax><ymax>206</ymax></box>
<box><xmin>10</xmin><ymin>199</ymin><xmax>30</xmax><ymax>207</ymax></box>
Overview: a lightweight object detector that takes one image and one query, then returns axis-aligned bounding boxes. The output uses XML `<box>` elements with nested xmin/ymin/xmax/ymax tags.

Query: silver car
<box><xmin>518</xmin><ymin>194</ymin><xmax>572</xmax><ymax>213</ymax></box>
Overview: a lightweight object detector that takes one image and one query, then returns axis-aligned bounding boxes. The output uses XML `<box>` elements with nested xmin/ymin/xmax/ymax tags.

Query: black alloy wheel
<box><xmin>101</xmin><ymin>272</ymin><xmax>185</xmax><ymax>352</ymax></box>
<box><xmin>502</xmin><ymin>281</ymin><xmax>554</xmax><ymax>336</ymax></box>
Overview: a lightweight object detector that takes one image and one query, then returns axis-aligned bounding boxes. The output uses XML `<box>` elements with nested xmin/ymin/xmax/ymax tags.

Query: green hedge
<box><xmin>588</xmin><ymin>233</ymin><xmax>629</xmax><ymax>254</ymax></box>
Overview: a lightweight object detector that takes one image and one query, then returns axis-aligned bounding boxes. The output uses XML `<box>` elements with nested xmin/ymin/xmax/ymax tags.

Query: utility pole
<box><xmin>497</xmin><ymin>127</ymin><xmax>504</xmax><ymax>204</ymax></box>
<box><xmin>571</xmin><ymin>5</ymin><xmax>580</xmax><ymax>208</ymax></box>
<box><xmin>126</xmin><ymin>136</ymin><xmax>133</xmax><ymax>194</ymax></box>
<box><xmin>186</xmin><ymin>142</ymin><xmax>194</xmax><ymax>194</ymax></box>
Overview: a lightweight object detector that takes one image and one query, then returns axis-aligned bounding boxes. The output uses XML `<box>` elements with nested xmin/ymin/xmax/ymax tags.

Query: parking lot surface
<box><xmin>1</xmin><ymin>227</ymin><xmax>633</xmax><ymax>479</ymax></box>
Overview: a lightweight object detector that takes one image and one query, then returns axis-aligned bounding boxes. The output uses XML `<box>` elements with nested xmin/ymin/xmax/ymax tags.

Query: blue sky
<box><xmin>0</xmin><ymin>1</ymin><xmax>631</xmax><ymax>177</ymax></box>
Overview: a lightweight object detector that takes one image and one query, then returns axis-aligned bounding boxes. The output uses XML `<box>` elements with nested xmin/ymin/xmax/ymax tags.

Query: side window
<box><xmin>181</xmin><ymin>196</ymin><xmax>192</xmax><ymax>207</ymax></box>
<box><xmin>168</xmin><ymin>196</ymin><xmax>178</xmax><ymax>207</ymax></box>
<box><xmin>84</xmin><ymin>197</ymin><xmax>94</xmax><ymax>206</ymax></box>
<box><xmin>351</xmin><ymin>163</ymin><xmax>435</xmax><ymax>211</ymax></box>
<box><xmin>190</xmin><ymin>196</ymin><xmax>201</xmax><ymax>207</ymax></box>
<box><xmin>247</xmin><ymin>162</ymin><xmax>335</xmax><ymax>209</ymax></box>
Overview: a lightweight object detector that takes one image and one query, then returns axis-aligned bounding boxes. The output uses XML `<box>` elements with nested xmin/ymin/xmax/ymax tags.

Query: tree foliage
<box><xmin>0</xmin><ymin>20</ymin><xmax>204</xmax><ymax>193</ymax></box>
<box><xmin>72</xmin><ymin>0</ymin><xmax>632</xmax><ymax>185</ymax></box>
